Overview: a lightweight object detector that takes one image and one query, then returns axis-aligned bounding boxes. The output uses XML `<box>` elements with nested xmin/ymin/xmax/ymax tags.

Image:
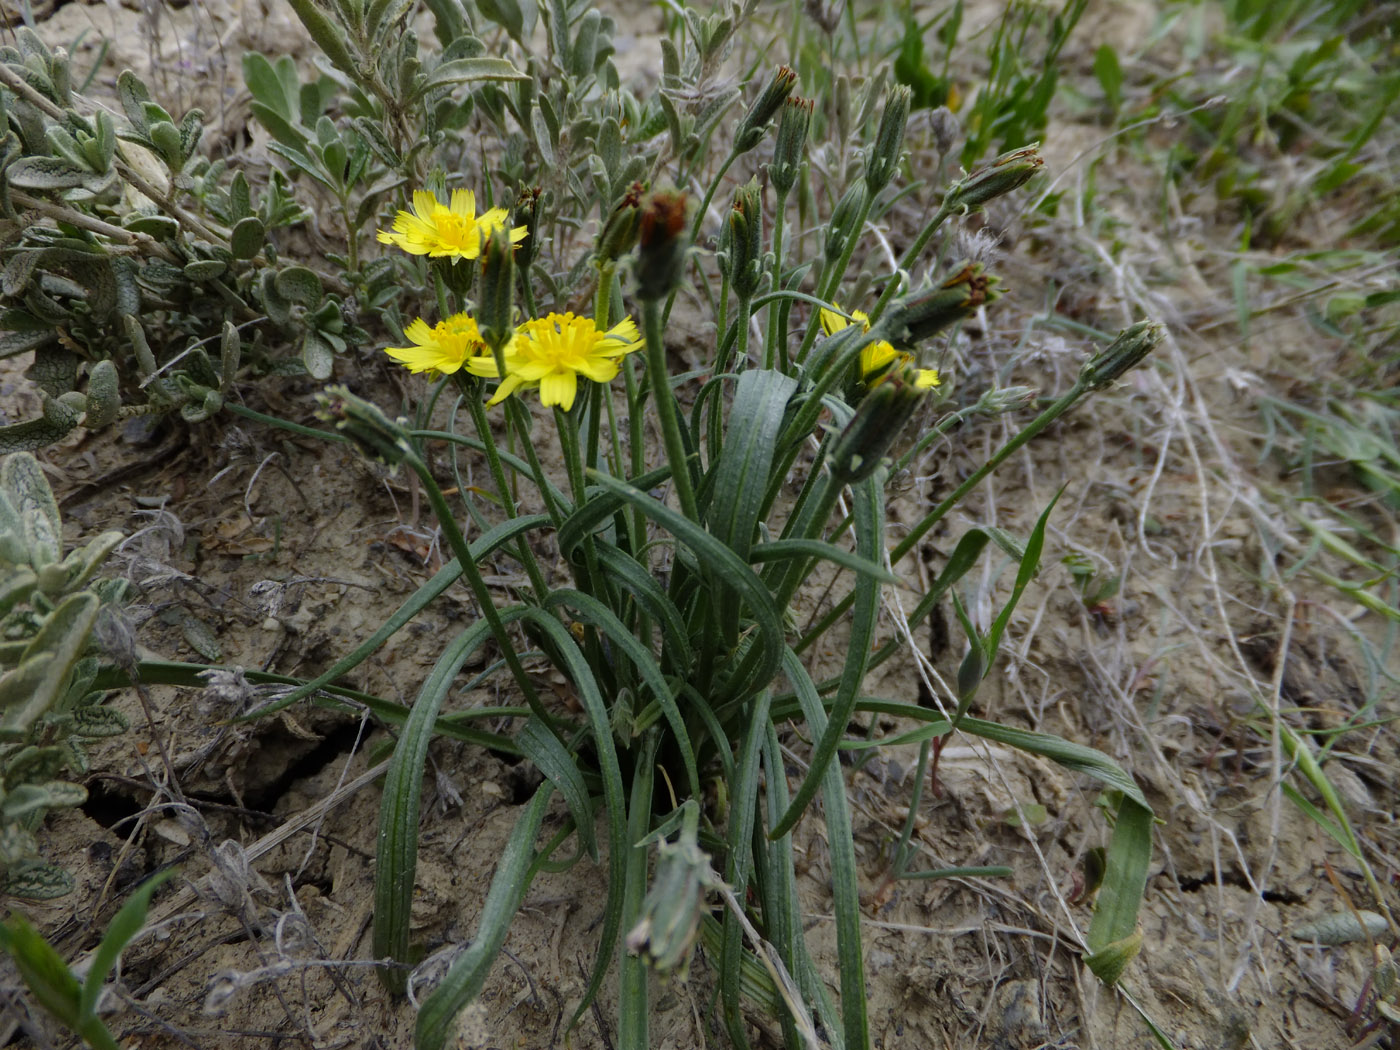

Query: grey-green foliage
<box><xmin>268</xmin><ymin>0</ymin><xmax>725</xmax><ymax>319</ymax></box>
<box><xmin>0</xmin><ymin>28</ymin><xmax>364</xmax><ymax>453</ymax></box>
<box><xmin>0</xmin><ymin>452</ymin><xmax>128</xmax><ymax>899</ymax></box>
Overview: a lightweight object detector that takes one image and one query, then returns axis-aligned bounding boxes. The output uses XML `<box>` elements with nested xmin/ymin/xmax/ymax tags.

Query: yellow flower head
<box><xmin>376</xmin><ymin>189</ymin><xmax>527</xmax><ymax>260</ymax></box>
<box><xmin>383</xmin><ymin>313</ymin><xmax>491</xmax><ymax>375</ymax></box>
<box><xmin>466</xmin><ymin>312</ymin><xmax>643</xmax><ymax>411</ymax></box>
<box><xmin>820</xmin><ymin>304</ymin><xmax>940</xmax><ymax>389</ymax></box>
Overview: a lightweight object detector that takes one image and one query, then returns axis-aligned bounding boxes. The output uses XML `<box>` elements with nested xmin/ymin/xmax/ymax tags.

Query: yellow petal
<box><xmin>539</xmin><ymin>370</ymin><xmax>577</xmax><ymax>410</ymax></box>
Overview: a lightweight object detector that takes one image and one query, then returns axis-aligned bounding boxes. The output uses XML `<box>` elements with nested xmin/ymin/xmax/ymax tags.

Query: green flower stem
<box><xmin>642</xmin><ymin>298</ymin><xmax>698</xmax><ymax>521</ymax></box>
<box><xmin>223</xmin><ymin>401</ymin><xmax>349</xmax><ymax>443</ymax></box>
<box><xmin>795</xmin><ymin>190</ymin><xmax>875</xmax><ymax>366</ymax></box>
<box><xmin>555</xmin><ymin>406</ymin><xmax>612</xmax><ymax>610</ymax></box>
<box><xmin>595</xmin><ymin>262</ymin><xmax>615</xmax><ymax>329</ymax></box>
<box><xmin>400</xmin><ymin>447</ymin><xmax>555</xmax><ymax>731</ymax></box>
<box><xmin>433</xmin><ymin>268</ymin><xmax>453</xmax><ymax>320</ymax></box>
<box><xmin>663</xmin><ymin>148</ymin><xmax>741</xmax><ymax>326</ymax></box>
<box><xmin>461</xmin><ymin>383</ymin><xmax>550</xmax><ymax>601</ymax></box>
<box><xmin>554</xmin><ymin>405</ymin><xmax>589</xmax><ymax>511</ymax></box>
<box><xmin>505</xmin><ymin>399</ymin><xmax>566</xmax><ymax>529</ymax></box>
<box><xmin>867</xmin><ymin>199</ymin><xmax>954</xmax><ymax>324</ymax></box>
<box><xmin>890</xmin><ymin>738</ymin><xmax>932</xmax><ymax>877</ymax></box>
<box><xmin>764</xmin><ymin>183</ymin><xmax>792</xmax><ymax>371</ymax></box>
<box><xmin>732</xmin><ymin>292</ymin><xmax>753</xmax><ymax>373</ymax></box>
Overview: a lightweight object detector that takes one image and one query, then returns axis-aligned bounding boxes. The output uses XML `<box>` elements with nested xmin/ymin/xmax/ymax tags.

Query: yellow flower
<box><xmin>820</xmin><ymin>304</ymin><xmax>940</xmax><ymax>389</ymax></box>
<box><xmin>383</xmin><ymin>313</ymin><xmax>492</xmax><ymax>375</ymax></box>
<box><xmin>466</xmin><ymin>312</ymin><xmax>643</xmax><ymax>411</ymax></box>
<box><xmin>376</xmin><ymin>189</ymin><xmax>527</xmax><ymax>260</ymax></box>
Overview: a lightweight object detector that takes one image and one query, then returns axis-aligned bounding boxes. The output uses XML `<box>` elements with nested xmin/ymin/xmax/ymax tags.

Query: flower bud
<box><xmin>511</xmin><ymin>184</ymin><xmax>542</xmax><ymax>273</ymax></box>
<box><xmin>635</xmin><ymin>189</ymin><xmax>690</xmax><ymax>301</ymax></box>
<box><xmin>824</xmin><ymin>179</ymin><xmax>869</xmax><ymax>266</ymax></box>
<box><xmin>597</xmin><ymin>180</ymin><xmax>646</xmax><ymax>264</ymax></box>
<box><xmin>316</xmin><ymin>386</ymin><xmax>410</xmax><ymax>466</ymax></box>
<box><xmin>477</xmin><ymin>225</ymin><xmax>516</xmax><ymax>353</ymax></box>
<box><xmin>769</xmin><ymin>95</ymin><xmax>813</xmax><ymax>195</ymax></box>
<box><xmin>828</xmin><ymin>363</ymin><xmax>929</xmax><ymax>485</ymax></box>
<box><xmin>880</xmin><ymin>262</ymin><xmax>1001</xmax><ymax>348</ymax></box>
<box><xmin>733</xmin><ymin>65</ymin><xmax>798</xmax><ymax>154</ymax></box>
<box><xmin>1079</xmin><ymin>320</ymin><xmax>1164</xmax><ymax>390</ymax></box>
<box><xmin>624</xmin><ymin>809</ymin><xmax>711</xmax><ymax>976</ymax></box>
<box><xmin>726</xmin><ymin>177</ymin><xmax>764</xmax><ymax>300</ymax></box>
<box><xmin>865</xmin><ymin>84</ymin><xmax>912</xmax><ymax>193</ymax></box>
<box><xmin>947</xmin><ymin>144</ymin><xmax>1043</xmax><ymax>211</ymax></box>
<box><xmin>973</xmin><ymin>384</ymin><xmax>1037</xmax><ymax>416</ymax></box>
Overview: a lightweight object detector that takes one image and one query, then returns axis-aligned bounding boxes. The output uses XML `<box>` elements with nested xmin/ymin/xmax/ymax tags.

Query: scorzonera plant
<box><xmin>67</xmin><ymin>2</ymin><xmax>1164</xmax><ymax>1045</ymax></box>
<box><xmin>292</xmin><ymin>66</ymin><xmax>1164</xmax><ymax>1049</ymax></box>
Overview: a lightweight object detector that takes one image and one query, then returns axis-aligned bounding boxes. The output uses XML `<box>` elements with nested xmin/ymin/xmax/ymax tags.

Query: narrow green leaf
<box><xmin>79</xmin><ymin>869</ymin><xmax>175</xmax><ymax>1019</ymax></box>
<box><xmin>416</xmin><ymin>783</ymin><xmax>553</xmax><ymax>1050</ymax></box>
<box><xmin>584</xmin><ymin>471</ymin><xmax>784</xmax><ymax>705</ymax></box>
<box><xmin>1085</xmin><ymin>795</ymin><xmax>1153</xmax><ymax>982</ymax></box>
<box><xmin>545</xmin><ymin>588</ymin><xmax>699</xmax><ymax>797</ymax></box>
<box><xmin>516</xmin><ymin>716</ymin><xmax>596</xmax><ymax>861</ymax></box>
<box><xmin>749</xmin><ymin>539</ymin><xmax>897</xmax><ymax>583</ymax></box>
<box><xmin>708</xmin><ymin>370</ymin><xmax>798</xmax><ymax>560</ymax></box>
<box><xmin>779</xmin><ymin>649</ymin><xmax>867</xmax><ymax>1049</ymax></box>
<box><xmin>375</xmin><ymin>618</ymin><xmax>499</xmax><ymax>991</ymax></box>
<box><xmin>772</xmin><ymin>475</ymin><xmax>882</xmax><ymax>838</ymax></box>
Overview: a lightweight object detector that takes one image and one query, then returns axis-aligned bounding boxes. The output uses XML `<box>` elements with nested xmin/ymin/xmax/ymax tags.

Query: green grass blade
<box><xmin>0</xmin><ymin>915</ymin><xmax>92</xmax><ymax>1046</ymax></box>
<box><xmin>772</xmin><ymin>475</ymin><xmax>882</xmax><ymax>839</ymax></box>
<box><xmin>516</xmin><ymin>608</ymin><xmax>628</xmax><ymax>1034</ymax></box>
<box><xmin>79</xmin><ymin>868</ymin><xmax>175</xmax><ymax>1019</ymax></box>
<box><xmin>748</xmin><ymin>539</ymin><xmax>898</xmax><ymax>583</ymax></box>
<box><xmin>546</xmin><ymin>588</ymin><xmax>700</xmax><ymax>797</ymax></box>
<box><xmin>983</xmin><ymin>490</ymin><xmax>1060</xmax><ymax>663</ymax></box>
<box><xmin>720</xmin><ymin>689</ymin><xmax>772</xmax><ymax>1049</ymax></box>
<box><xmin>416</xmin><ymin>783</ymin><xmax>554</xmax><ymax>1050</ymax></box>
<box><xmin>593</xmin><ymin>540</ymin><xmax>694</xmax><ymax>669</ymax></box>
<box><xmin>1085</xmin><ymin>795</ymin><xmax>1154</xmax><ymax>986</ymax></box>
<box><xmin>707</xmin><ymin>369</ymin><xmax>799</xmax><ymax>560</ymax></box>
<box><xmin>585</xmin><ymin>471</ymin><xmax>785</xmax><ymax>705</ymax></box>
<box><xmin>555</xmin><ymin>464</ymin><xmax>674</xmax><ymax>555</ymax></box>
<box><xmin>619</xmin><ymin>736</ymin><xmax>657</xmax><ymax>1050</ymax></box>
<box><xmin>375</xmin><ymin>618</ymin><xmax>499</xmax><ymax>992</ymax></box>
<box><xmin>780</xmin><ymin>647</ymin><xmax>868</xmax><ymax>1050</ymax></box>
<box><xmin>516</xmin><ymin>716</ymin><xmax>597</xmax><ymax>861</ymax></box>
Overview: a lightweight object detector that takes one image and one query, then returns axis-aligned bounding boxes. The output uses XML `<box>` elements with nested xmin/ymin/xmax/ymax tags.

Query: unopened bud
<box><xmin>726</xmin><ymin>178</ymin><xmax>764</xmax><ymax>300</ymax></box>
<box><xmin>624</xmin><ymin>806</ymin><xmax>710</xmax><ymax>976</ymax></box>
<box><xmin>880</xmin><ymin>262</ymin><xmax>1001</xmax><ymax>348</ymax></box>
<box><xmin>477</xmin><ymin>225</ymin><xmax>516</xmax><ymax>353</ymax></box>
<box><xmin>824</xmin><ymin>179</ymin><xmax>869</xmax><ymax>265</ymax></box>
<box><xmin>316</xmin><ymin>387</ymin><xmax>409</xmax><ymax>466</ymax></box>
<box><xmin>597</xmin><ymin>180</ymin><xmax>646</xmax><ymax>263</ymax></box>
<box><xmin>635</xmin><ymin>189</ymin><xmax>690</xmax><ymax>301</ymax></box>
<box><xmin>865</xmin><ymin>84</ymin><xmax>912</xmax><ymax>193</ymax></box>
<box><xmin>948</xmin><ymin>144</ymin><xmax>1043</xmax><ymax>211</ymax></box>
<box><xmin>973</xmin><ymin>384</ymin><xmax>1037</xmax><ymax>416</ymax></box>
<box><xmin>1079</xmin><ymin>320</ymin><xmax>1164</xmax><ymax>390</ymax></box>
<box><xmin>769</xmin><ymin>95</ymin><xmax>813</xmax><ymax>195</ymax></box>
<box><xmin>512</xmin><ymin>184</ymin><xmax>542</xmax><ymax>273</ymax></box>
<box><xmin>828</xmin><ymin>363</ymin><xmax>929</xmax><ymax>485</ymax></box>
<box><xmin>734</xmin><ymin>65</ymin><xmax>798</xmax><ymax>154</ymax></box>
